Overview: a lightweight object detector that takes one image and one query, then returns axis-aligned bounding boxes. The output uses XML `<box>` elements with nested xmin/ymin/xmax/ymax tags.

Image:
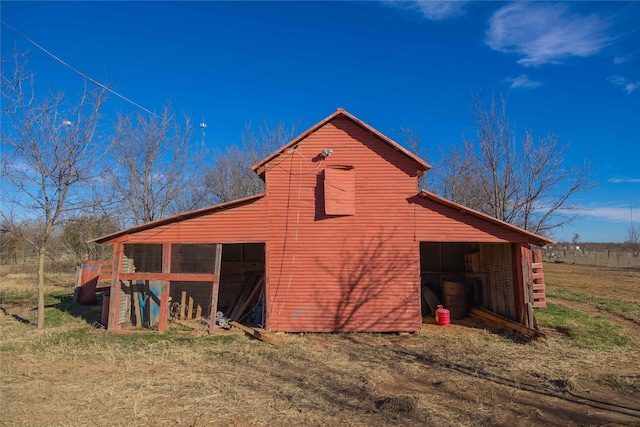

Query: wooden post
<box><xmin>209</xmin><ymin>243</ymin><xmax>223</xmax><ymax>335</ymax></box>
<box><xmin>108</xmin><ymin>242</ymin><xmax>124</xmax><ymax>331</ymax></box>
<box><xmin>180</xmin><ymin>291</ymin><xmax>187</xmax><ymax>320</ymax></box>
<box><xmin>195</xmin><ymin>305</ymin><xmax>202</xmax><ymax>320</ymax></box>
<box><xmin>187</xmin><ymin>296</ymin><xmax>194</xmax><ymax>320</ymax></box>
<box><xmin>158</xmin><ymin>243</ymin><xmax>172</xmax><ymax>333</ymax></box>
<box><xmin>158</xmin><ymin>280</ymin><xmax>170</xmax><ymax>333</ymax></box>
<box><xmin>132</xmin><ymin>282</ymin><xmax>143</xmax><ymax>328</ymax></box>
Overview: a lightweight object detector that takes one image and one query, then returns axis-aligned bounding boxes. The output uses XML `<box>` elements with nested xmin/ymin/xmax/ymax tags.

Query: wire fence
<box><xmin>0</xmin><ymin>262</ymin><xmax>75</xmax><ymax>276</ymax></box>
<box><xmin>541</xmin><ymin>248</ymin><xmax>640</xmax><ymax>269</ymax></box>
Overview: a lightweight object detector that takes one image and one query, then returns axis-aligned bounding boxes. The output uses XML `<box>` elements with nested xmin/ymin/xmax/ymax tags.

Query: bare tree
<box><xmin>203</xmin><ymin>121</ymin><xmax>297</xmax><ymax>204</ymax></box>
<box><xmin>628</xmin><ymin>225</ymin><xmax>640</xmax><ymax>258</ymax></box>
<box><xmin>1</xmin><ymin>51</ymin><xmax>107</xmax><ymax>328</ymax></box>
<box><xmin>105</xmin><ymin>105</ymin><xmax>200</xmax><ymax>226</ymax></box>
<box><xmin>433</xmin><ymin>93</ymin><xmax>593</xmax><ymax>236</ymax></box>
<box><xmin>61</xmin><ymin>215</ymin><xmax>119</xmax><ymax>265</ymax></box>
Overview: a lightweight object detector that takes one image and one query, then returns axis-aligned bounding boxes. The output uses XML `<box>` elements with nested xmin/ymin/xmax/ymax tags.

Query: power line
<box><xmin>1</xmin><ymin>20</ymin><xmax>160</xmax><ymax>118</ymax></box>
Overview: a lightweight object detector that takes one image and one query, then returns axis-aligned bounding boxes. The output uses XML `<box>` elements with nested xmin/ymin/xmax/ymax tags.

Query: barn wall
<box><xmin>412</xmin><ymin>197</ymin><xmax>531</xmax><ymax>243</ymax></box>
<box><xmin>264</xmin><ymin>117</ymin><xmax>422</xmax><ymax>332</ymax></box>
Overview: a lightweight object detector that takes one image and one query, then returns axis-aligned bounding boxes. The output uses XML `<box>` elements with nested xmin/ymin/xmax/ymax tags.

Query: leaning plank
<box><xmin>229</xmin><ymin>273</ymin><xmax>258</xmax><ymax>320</ymax></box>
<box><xmin>229</xmin><ymin>321</ymin><xmax>282</xmax><ymax>346</ymax></box>
<box><xmin>469</xmin><ymin>307</ymin><xmax>544</xmax><ymax>339</ymax></box>
<box><xmin>232</xmin><ymin>276</ymin><xmax>265</xmax><ymax>321</ymax></box>
<box><xmin>421</xmin><ymin>286</ymin><xmax>441</xmax><ymax>315</ymax></box>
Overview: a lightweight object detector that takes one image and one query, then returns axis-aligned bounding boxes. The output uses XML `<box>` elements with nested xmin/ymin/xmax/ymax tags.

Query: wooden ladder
<box><xmin>531</xmin><ymin>249</ymin><xmax>546</xmax><ymax>308</ymax></box>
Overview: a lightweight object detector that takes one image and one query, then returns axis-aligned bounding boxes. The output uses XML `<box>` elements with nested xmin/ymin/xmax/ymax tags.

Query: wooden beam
<box><xmin>229</xmin><ymin>321</ymin><xmax>282</xmax><ymax>346</ymax></box>
<box><xmin>119</xmin><ymin>272</ymin><xmax>218</xmax><ymax>282</ymax></box>
<box><xmin>208</xmin><ymin>243</ymin><xmax>223</xmax><ymax>335</ymax></box>
<box><xmin>469</xmin><ymin>307</ymin><xmax>544</xmax><ymax>339</ymax></box>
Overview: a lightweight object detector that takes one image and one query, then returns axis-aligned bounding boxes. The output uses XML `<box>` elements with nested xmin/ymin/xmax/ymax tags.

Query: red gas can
<box><xmin>435</xmin><ymin>305</ymin><xmax>450</xmax><ymax>327</ymax></box>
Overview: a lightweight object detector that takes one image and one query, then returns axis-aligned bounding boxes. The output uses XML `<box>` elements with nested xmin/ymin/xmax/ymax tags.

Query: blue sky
<box><xmin>2</xmin><ymin>1</ymin><xmax>639</xmax><ymax>243</ymax></box>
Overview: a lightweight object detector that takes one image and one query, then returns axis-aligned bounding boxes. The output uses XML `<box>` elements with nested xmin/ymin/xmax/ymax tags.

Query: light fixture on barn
<box><xmin>320</xmin><ymin>148</ymin><xmax>333</xmax><ymax>158</ymax></box>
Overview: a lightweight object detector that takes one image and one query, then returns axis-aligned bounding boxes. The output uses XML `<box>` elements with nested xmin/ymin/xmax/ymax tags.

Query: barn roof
<box><xmin>92</xmin><ymin>193</ymin><xmax>265</xmax><ymax>244</ymax></box>
<box><xmin>417</xmin><ymin>190</ymin><xmax>555</xmax><ymax>246</ymax></box>
<box><xmin>251</xmin><ymin>108</ymin><xmax>431</xmax><ymax>176</ymax></box>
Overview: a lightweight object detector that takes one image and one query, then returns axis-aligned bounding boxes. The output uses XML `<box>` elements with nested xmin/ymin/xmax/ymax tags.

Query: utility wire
<box><xmin>1</xmin><ymin>20</ymin><xmax>160</xmax><ymax>118</ymax></box>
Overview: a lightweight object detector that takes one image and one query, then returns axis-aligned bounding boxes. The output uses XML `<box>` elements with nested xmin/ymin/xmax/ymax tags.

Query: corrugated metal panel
<box><xmin>413</xmin><ymin>196</ymin><xmax>534</xmax><ymax>243</ymax></box>
<box><xmin>416</xmin><ymin>191</ymin><xmax>554</xmax><ymax>246</ymax></box>
<box><xmin>120</xmin><ymin>197</ymin><xmax>269</xmax><ymax>244</ymax></box>
<box><xmin>265</xmin><ymin>117</ymin><xmax>421</xmax><ymax>332</ymax></box>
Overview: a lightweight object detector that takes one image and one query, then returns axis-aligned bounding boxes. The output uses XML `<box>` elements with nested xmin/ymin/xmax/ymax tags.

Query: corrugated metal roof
<box><xmin>92</xmin><ymin>193</ymin><xmax>266</xmax><ymax>244</ymax></box>
<box><xmin>251</xmin><ymin>108</ymin><xmax>431</xmax><ymax>177</ymax></box>
<box><xmin>417</xmin><ymin>190</ymin><xmax>555</xmax><ymax>246</ymax></box>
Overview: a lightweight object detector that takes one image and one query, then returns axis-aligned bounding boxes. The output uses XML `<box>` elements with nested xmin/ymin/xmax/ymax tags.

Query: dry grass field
<box><xmin>1</xmin><ymin>263</ymin><xmax>639</xmax><ymax>426</ymax></box>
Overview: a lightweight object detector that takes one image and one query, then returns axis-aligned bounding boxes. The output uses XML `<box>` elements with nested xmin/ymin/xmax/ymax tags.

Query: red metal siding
<box><xmin>264</xmin><ymin>117</ymin><xmax>422</xmax><ymax>332</ymax></box>
<box><xmin>412</xmin><ymin>196</ymin><xmax>532</xmax><ymax>243</ymax></box>
<box><xmin>117</xmin><ymin>198</ymin><xmax>269</xmax><ymax>244</ymax></box>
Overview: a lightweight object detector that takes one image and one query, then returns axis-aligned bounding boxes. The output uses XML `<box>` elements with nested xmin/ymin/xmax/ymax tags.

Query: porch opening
<box><xmin>419</xmin><ymin>242</ymin><xmax>516</xmax><ymax>322</ymax></box>
<box><xmin>106</xmin><ymin>242</ymin><xmax>265</xmax><ymax>333</ymax></box>
<box><xmin>419</xmin><ymin>242</ymin><xmax>483</xmax><ymax>321</ymax></box>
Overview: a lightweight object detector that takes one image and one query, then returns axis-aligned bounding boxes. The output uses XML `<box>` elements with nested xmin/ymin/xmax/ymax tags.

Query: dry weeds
<box><xmin>1</xmin><ymin>264</ymin><xmax>639</xmax><ymax>426</ymax></box>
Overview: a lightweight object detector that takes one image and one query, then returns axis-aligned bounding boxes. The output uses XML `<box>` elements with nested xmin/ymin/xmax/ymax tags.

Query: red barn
<box><xmin>93</xmin><ymin>108</ymin><xmax>553</xmax><ymax>334</ymax></box>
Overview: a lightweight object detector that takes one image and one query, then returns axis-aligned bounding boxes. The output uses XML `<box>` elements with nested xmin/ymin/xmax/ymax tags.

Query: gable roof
<box><xmin>417</xmin><ymin>190</ymin><xmax>555</xmax><ymax>246</ymax></box>
<box><xmin>251</xmin><ymin>108</ymin><xmax>431</xmax><ymax>176</ymax></box>
<box><xmin>92</xmin><ymin>193</ymin><xmax>265</xmax><ymax>244</ymax></box>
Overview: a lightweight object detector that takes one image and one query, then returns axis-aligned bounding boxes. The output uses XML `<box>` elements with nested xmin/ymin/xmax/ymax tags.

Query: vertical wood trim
<box><xmin>158</xmin><ymin>281</ymin><xmax>170</xmax><ymax>333</ymax></box>
<box><xmin>512</xmin><ymin>244</ymin><xmax>526</xmax><ymax>325</ymax></box>
<box><xmin>208</xmin><ymin>243</ymin><xmax>223</xmax><ymax>335</ymax></box>
<box><xmin>158</xmin><ymin>244</ymin><xmax>171</xmax><ymax>333</ymax></box>
<box><xmin>264</xmin><ymin>241</ymin><xmax>271</xmax><ymax>331</ymax></box>
<box><xmin>108</xmin><ymin>243</ymin><xmax>124</xmax><ymax>331</ymax></box>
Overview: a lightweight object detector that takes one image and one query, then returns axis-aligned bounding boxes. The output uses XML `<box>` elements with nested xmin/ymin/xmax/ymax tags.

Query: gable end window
<box><xmin>324</xmin><ymin>167</ymin><xmax>356</xmax><ymax>215</ymax></box>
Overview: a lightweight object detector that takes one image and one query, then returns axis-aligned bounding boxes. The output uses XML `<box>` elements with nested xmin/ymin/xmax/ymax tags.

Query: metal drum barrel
<box><xmin>442</xmin><ymin>281</ymin><xmax>468</xmax><ymax>320</ymax></box>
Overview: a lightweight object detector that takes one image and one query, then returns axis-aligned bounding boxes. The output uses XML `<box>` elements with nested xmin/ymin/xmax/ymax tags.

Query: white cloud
<box><xmin>581</xmin><ymin>207</ymin><xmax>635</xmax><ymax>223</ymax></box>
<box><xmin>561</xmin><ymin>205</ymin><xmax>635</xmax><ymax>223</ymax></box>
<box><xmin>607</xmin><ymin>75</ymin><xmax>640</xmax><ymax>94</ymax></box>
<box><xmin>625</xmin><ymin>82</ymin><xmax>640</xmax><ymax>94</ymax></box>
<box><xmin>614</xmin><ymin>55</ymin><xmax>632</xmax><ymax>65</ymax></box>
<box><xmin>486</xmin><ymin>3</ymin><xmax>613</xmax><ymax>67</ymax></box>
<box><xmin>382</xmin><ymin>1</ymin><xmax>467</xmax><ymax>21</ymax></box>
<box><xmin>608</xmin><ymin>177</ymin><xmax>640</xmax><ymax>184</ymax></box>
<box><xmin>506</xmin><ymin>74</ymin><xmax>541</xmax><ymax>89</ymax></box>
